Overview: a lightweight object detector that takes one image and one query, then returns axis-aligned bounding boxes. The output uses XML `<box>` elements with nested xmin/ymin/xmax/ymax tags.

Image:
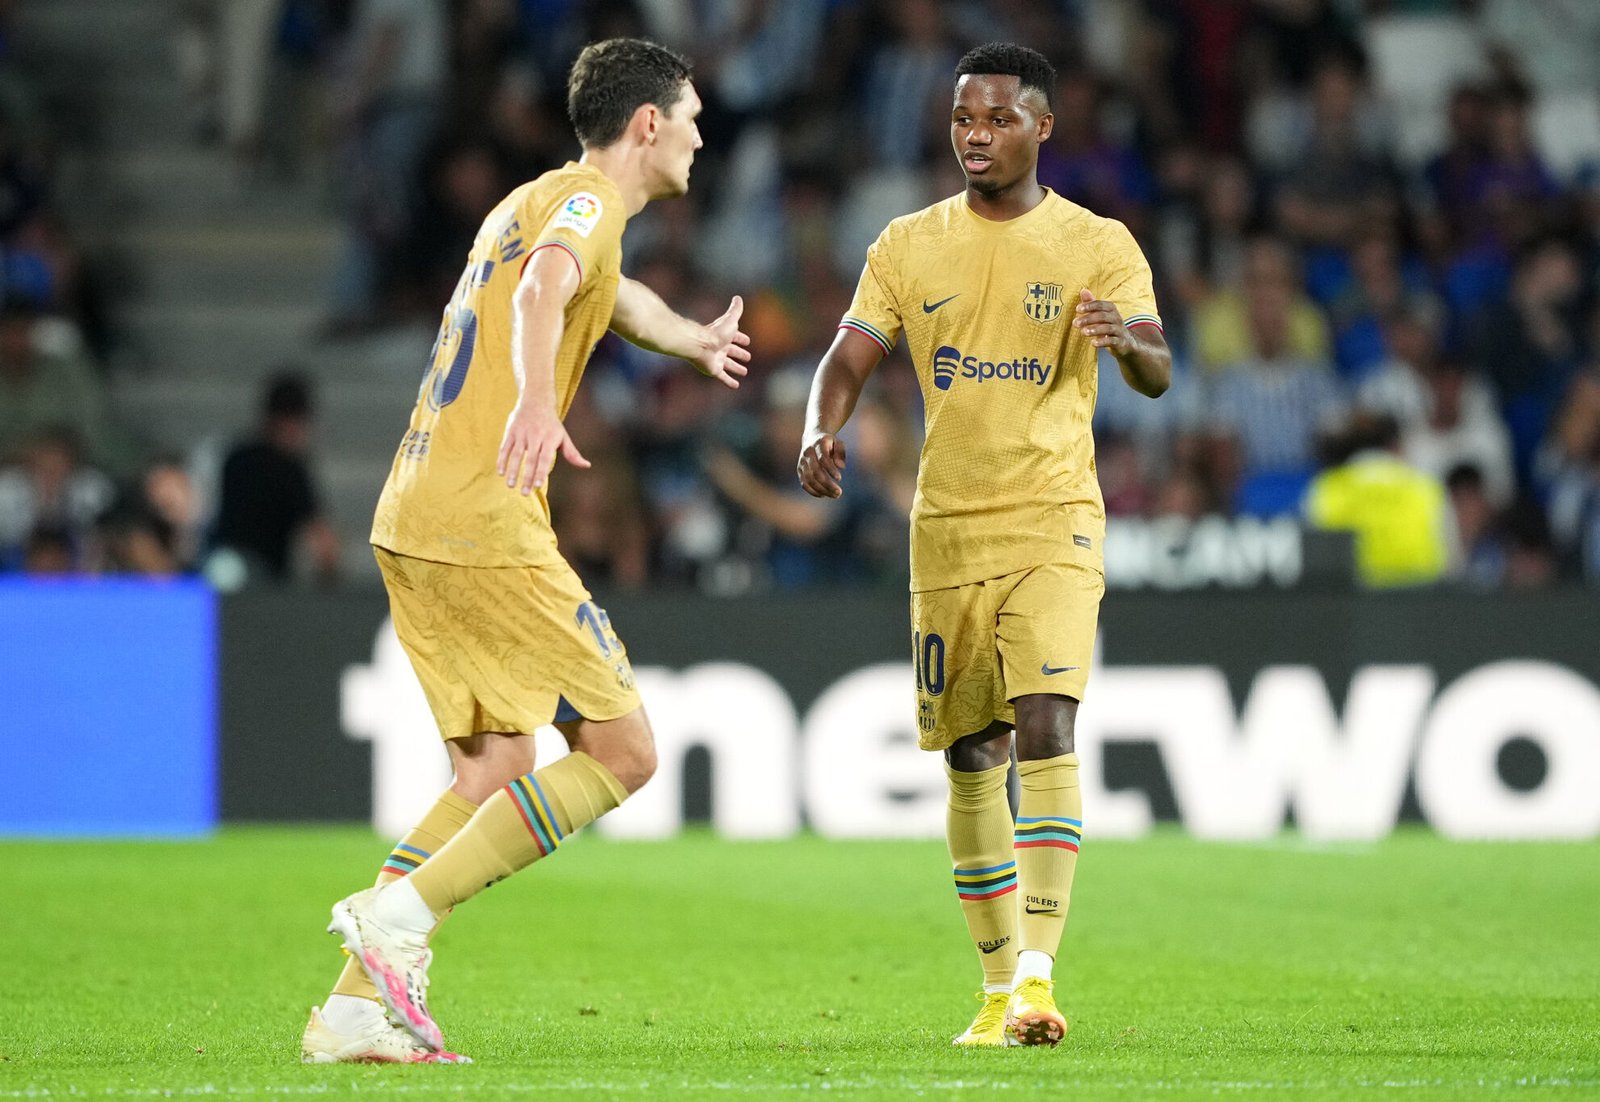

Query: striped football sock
<box><xmin>946</xmin><ymin>760</ymin><xmax>1019</xmax><ymax>988</ymax></box>
<box><xmin>1015</xmin><ymin>753</ymin><xmax>1083</xmax><ymax>965</ymax></box>
<box><xmin>406</xmin><ymin>751</ymin><xmax>627</xmax><ymax>915</ymax></box>
<box><xmin>331</xmin><ymin>789</ymin><xmax>478</xmax><ymax>1002</ymax></box>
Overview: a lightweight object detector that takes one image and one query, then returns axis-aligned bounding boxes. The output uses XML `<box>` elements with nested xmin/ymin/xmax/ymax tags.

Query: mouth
<box><xmin>962</xmin><ymin>152</ymin><xmax>993</xmax><ymax>174</ymax></box>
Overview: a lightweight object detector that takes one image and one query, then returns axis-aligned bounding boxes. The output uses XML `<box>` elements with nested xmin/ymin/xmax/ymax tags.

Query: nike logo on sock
<box><xmin>1040</xmin><ymin>662</ymin><xmax>1079</xmax><ymax>676</ymax></box>
<box><xmin>922</xmin><ymin>293</ymin><xmax>960</xmax><ymax>314</ymax></box>
<box><xmin>1025</xmin><ymin>904</ymin><xmax>1059</xmax><ymax>915</ymax></box>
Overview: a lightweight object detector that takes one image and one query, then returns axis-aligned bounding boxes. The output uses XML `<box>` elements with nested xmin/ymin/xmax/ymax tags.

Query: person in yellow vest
<box><xmin>1304</xmin><ymin>411</ymin><xmax>1454</xmax><ymax>587</ymax></box>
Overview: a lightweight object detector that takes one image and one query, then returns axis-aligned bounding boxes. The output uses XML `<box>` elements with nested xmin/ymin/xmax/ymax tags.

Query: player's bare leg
<box><xmin>553</xmin><ymin>707</ymin><xmax>658</xmax><ymax>798</ymax></box>
<box><xmin>1005</xmin><ymin>694</ymin><xmax>1080</xmax><ymax>1046</ymax></box>
<box><xmin>330</xmin><ymin>714</ymin><xmax>652</xmax><ymax>1048</ymax></box>
<box><xmin>946</xmin><ymin>722</ymin><xmax>1022</xmax><ymax>1046</ymax></box>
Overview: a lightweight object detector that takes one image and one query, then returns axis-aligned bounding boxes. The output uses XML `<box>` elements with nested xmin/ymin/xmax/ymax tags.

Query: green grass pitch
<box><xmin>3</xmin><ymin>828</ymin><xmax>1597</xmax><ymax>1100</ymax></box>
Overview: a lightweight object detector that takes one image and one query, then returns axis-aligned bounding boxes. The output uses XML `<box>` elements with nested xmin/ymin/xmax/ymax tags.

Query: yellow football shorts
<box><xmin>375</xmin><ymin>547</ymin><xmax>641</xmax><ymax>741</ymax></box>
<box><xmin>909</xmin><ymin>560</ymin><xmax>1104</xmax><ymax>751</ymax></box>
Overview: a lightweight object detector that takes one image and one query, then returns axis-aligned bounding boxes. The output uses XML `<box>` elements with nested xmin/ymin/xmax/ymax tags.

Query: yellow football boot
<box><xmin>951</xmin><ymin>990</ymin><xmax>1017</xmax><ymax>1046</ymax></box>
<box><xmin>1005</xmin><ymin>977</ymin><xmax>1068</xmax><ymax>1046</ymax></box>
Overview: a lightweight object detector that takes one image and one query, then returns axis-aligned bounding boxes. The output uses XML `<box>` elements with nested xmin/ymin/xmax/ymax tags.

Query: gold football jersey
<box><xmin>842</xmin><ymin>189</ymin><xmax>1161</xmax><ymax>591</ymax></box>
<box><xmin>372</xmin><ymin>162</ymin><xmax>625</xmax><ymax>566</ymax></box>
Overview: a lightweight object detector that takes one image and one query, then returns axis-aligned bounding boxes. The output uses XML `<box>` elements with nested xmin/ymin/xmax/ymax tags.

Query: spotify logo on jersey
<box><xmin>931</xmin><ymin>345</ymin><xmax>1054</xmax><ymax>391</ymax></box>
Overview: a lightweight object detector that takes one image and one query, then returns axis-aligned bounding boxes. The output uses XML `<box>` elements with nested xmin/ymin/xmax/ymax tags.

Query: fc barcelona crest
<box><xmin>1024</xmin><ymin>281</ymin><xmax>1063</xmax><ymax>323</ymax></box>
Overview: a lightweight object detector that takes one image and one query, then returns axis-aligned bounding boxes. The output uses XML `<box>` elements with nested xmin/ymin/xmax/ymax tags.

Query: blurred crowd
<box><xmin>6</xmin><ymin>0</ymin><xmax>1600</xmax><ymax>591</ymax></box>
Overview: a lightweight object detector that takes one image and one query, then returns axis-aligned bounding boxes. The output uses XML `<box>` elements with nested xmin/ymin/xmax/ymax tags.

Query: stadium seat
<box><xmin>1363</xmin><ymin>15</ymin><xmax>1489</xmax><ymax>167</ymax></box>
<box><xmin>1234</xmin><ymin>468</ymin><xmax>1316</xmax><ymax>518</ymax></box>
<box><xmin>1532</xmin><ymin>90</ymin><xmax>1600</xmax><ymax>183</ymax></box>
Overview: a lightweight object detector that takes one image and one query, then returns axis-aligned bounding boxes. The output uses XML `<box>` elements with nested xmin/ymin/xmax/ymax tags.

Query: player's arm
<box><xmin>498</xmin><ymin>246</ymin><xmax>591</xmax><ymax>495</ymax></box>
<box><xmin>797</xmin><ymin>328</ymin><xmax>885</xmax><ymax>499</ymax></box>
<box><xmin>609</xmin><ymin>276</ymin><xmax>751</xmax><ymax>389</ymax></box>
<box><xmin>1073</xmin><ymin>288</ymin><xmax>1171</xmax><ymax>399</ymax></box>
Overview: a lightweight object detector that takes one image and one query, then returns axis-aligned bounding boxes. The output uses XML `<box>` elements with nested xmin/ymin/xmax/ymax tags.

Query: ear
<box><xmin>1036</xmin><ymin>110</ymin><xmax>1054</xmax><ymax>144</ymax></box>
<box><xmin>632</xmin><ymin>102</ymin><xmax>661</xmax><ymax>145</ymax></box>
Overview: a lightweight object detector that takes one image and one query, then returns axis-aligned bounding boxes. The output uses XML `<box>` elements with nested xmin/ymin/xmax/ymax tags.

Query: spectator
<box><xmin>1544</xmin><ymin>372</ymin><xmax>1600</xmax><ymax>582</ymax></box>
<box><xmin>861</xmin><ymin>0</ymin><xmax>958</xmax><ymax>170</ymax></box>
<box><xmin>0</xmin><ymin>427</ymin><xmax>114</xmax><ymax>570</ymax></box>
<box><xmin>0</xmin><ymin>304</ymin><xmax>112</xmax><ymax>467</ymax></box>
<box><xmin>208</xmin><ymin>371</ymin><xmax>340</xmax><ymax>585</ymax></box>
<box><xmin>1323</xmin><ymin>229</ymin><xmax>1436</xmax><ymax>382</ymax></box>
<box><xmin>1206</xmin><ymin>252</ymin><xmax>1348</xmax><ymax>496</ymax></box>
<box><xmin>1037</xmin><ymin>69</ymin><xmax>1157</xmax><ymax>235</ymax></box>
<box><xmin>1191</xmin><ymin>235</ymin><xmax>1331</xmax><ymax>374</ymax></box>
<box><xmin>1359</xmin><ymin>307</ymin><xmax>1516</xmax><ymax>507</ymax></box>
<box><xmin>324</xmin><ymin>0</ymin><xmax>448</xmax><ymax>330</ymax></box>
<box><xmin>1444</xmin><ymin>464</ymin><xmax>1506</xmax><ymax>588</ymax></box>
<box><xmin>1272</xmin><ymin>52</ymin><xmax>1397</xmax><ymax>252</ymax></box>
<box><xmin>142</xmin><ymin>454</ymin><xmax>207</xmax><ymax>571</ymax></box>
<box><xmin>1501</xmin><ymin>494</ymin><xmax>1559</xmax><ymax>589</ymax></box>
<box><xmin>1469</xmin><ymin>235</ymin><xmax>1586</xmax><ymax>482</ymax></box>
<box><xmin>549</xmin><ymin>387</ymin><xmax>651</xmax><ymax>590</ymax></box>
<box><xmin>95</xmin><ymin>495</ymin><xmax>182</xmax><ymax>578</ymax></box>
<box><xmin>702</xmin><ymin>367</ymin><xmax>853</xmax><ymax>589</ymax></box>
<box><xmin>1304</xmin><ymin>411</ymin><xmax>1452</xmax><ymax>588</ymax></box>
<box><xmin>20</xmin><ymin>523</ymin><xmax>73</xmax><ymax>576</ymax></box>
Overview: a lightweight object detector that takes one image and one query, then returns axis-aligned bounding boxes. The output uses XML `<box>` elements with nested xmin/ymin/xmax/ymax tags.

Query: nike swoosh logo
<box><xmin>1025</xmin><ymin>905</ymin><xmax>1058</xmax><ymax>915</ymax></box>
<box><xmin>980</xmin><ymin>943</ymin><xmax>1007</xmax><ymax>954</ymax></box>
<box><xmin>922</xmin><ymin>293</ymin><xmax>960</xmax><ymax>314</ymax></box>
<box><xmin>1041</xmin><ymin>663</ymin><xmax>1079</xmax><ymax>676</ymax></box>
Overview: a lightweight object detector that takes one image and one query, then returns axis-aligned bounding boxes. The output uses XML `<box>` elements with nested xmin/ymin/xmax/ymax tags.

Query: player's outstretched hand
<box><xmin>1073</xmin><ymin>288</ymin><xmax>1131</xmax><ymax>355</ymax></box>
<box><xmin>798</xmin><ymin>431</ymin><xmax>846</xmax><ymax>499</ymax></box>
<box><xmin>497</xmin><ymin>404</ymin><xmax>590</xmax><ymax>495</ymax></box>
<box><xmin>693</xmin><ymin>295</ymin><xmax>752</xmax><ymax>389</ymax></box>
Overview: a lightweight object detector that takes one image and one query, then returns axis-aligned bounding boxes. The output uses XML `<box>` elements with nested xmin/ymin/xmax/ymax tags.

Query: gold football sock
<box><xmin>1015</xmin><ymin>753</ymin><xmax>1083</xmax><ymax>959</ymax></box>
<box><xmin>331</xmin><ymin>789</ymin><xmax>479</xmax><ymax>1001</ymax></box>
<box><xmin>407</xmin><ymin>751</ymin><xmax>627</xmax><ymax>915</ymax></box>
<box><xmin>946</xmin><ymin>760</ymin><xmax>1019</xmax><ymax>988</ymax></box>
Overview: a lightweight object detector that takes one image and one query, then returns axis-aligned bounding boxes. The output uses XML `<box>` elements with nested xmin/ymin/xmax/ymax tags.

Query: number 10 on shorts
<box><xmin>914</xmin><ymin>631</ymin><xmax>946</xmax><ymax>696</ymax></box>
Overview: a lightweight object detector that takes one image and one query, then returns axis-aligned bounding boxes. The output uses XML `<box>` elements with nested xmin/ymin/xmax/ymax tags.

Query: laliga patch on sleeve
<box><xmin>552</xmin><ymin>192</ymin><xmax>604</xmax><ymax>238</ymax></box>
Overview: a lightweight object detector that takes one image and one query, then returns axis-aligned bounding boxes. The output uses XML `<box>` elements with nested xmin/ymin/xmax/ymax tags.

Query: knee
<box><xmin>587</xmin><ymin>726</ymin><xmax>656</xmax><ymax>796</ymax></box>
<box><xmin>1013</xmin><ymin>695</ymin><xmax>1076</xmax><ymax>760</ymax></box>
<box><xmin>624</xmin><ymin>737</ymin><xmax>658</xmax><ymax>794</ymax></box>
<box><xmin>945</xmin><ymin>723</ymin><xmax>1012</xmax><ymax>772</ymax></box>
<box><xmin>595</xmin><ymin>736</ymin><xmax>654</xmax><ymax>796</ymax></box>
<box><xmin>449</xmin><ymin>734</ymin><xmax>536</xmax><ymax>804</ymax></box>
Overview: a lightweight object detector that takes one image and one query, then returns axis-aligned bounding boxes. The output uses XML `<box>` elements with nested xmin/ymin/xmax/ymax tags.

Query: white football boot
<box><xmin>300</xmin><ymin>1003</ymin><xmax>470</xmax><ymax>1064</ymax></box>
<box><xmin>327</xmin><ymin>884</ymin><xmax>443</xmax><ymax>1051</ymax></box>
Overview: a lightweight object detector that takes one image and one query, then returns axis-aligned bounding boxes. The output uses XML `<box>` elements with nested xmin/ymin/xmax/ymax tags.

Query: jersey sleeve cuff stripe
<box><xmin>528</xmin><ymin>240</ymin><xmax>584</xmax><ymax>283</ymax></box>
<box><xmin>1124</xmin><ymin>314</ymin><xmax>1163</xmax><ymax>331</ymax></box>
<box><xmin>839</xmin><ymin>318</ymin><xmax>894</xmax><ymax>355</ymax></box>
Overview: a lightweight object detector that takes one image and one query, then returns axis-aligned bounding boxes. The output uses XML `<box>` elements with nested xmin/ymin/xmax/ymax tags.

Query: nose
<box><xmin>693</xmin><ymin>126</ymin><xmax>703</xmax><ymax>151</ymax></box>
<box><xmin>967</xmin><ymin>123</ymin><xmax>992</xmax><ymax>147</ymax></box>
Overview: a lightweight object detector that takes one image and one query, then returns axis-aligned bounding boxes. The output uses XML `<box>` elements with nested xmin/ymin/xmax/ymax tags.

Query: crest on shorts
<box><xmin>1024</xmin><ymin>281</ymin><xmax>1063</xmax><ymax>323</ymax></box>
<box><xmin>918</xmin><ymin>697</ymin><xmax>937</xmax><ymax>733</ymax></box>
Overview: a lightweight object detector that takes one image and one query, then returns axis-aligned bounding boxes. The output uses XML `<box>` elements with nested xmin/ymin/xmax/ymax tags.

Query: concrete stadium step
<box><xmin>111</xmin><ymin>376</ymin><xmax>419</xmax><ymax>457</ymax></box>
<box><xmin>117</xmin><ymin>301</ymin><xmax>327</xmax><ymax>373</ymax></box>
<box><xmin>70</xmin><ymin>148</ymin><xmax>339</xmax><ymax>227</ymax></box>
<box><xmin>106</xmin><ymin>221</ymin><xmax>344</xmax><ymax>310</ymax></box>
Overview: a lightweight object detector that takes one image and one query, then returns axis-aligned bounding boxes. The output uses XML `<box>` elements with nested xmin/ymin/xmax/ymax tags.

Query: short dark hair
<box><xmin>567</xmin><ymin>38</ymin><xmax>693</xmax><ymax>149</ymax></box>
<box><xmin>264</xmin><ymin>371</ymin><xmax>313</xmax><ymax>420</ymax></box>
<box><xmin>954</xmin><ymin>42</ymin><xmax>1056</xmax><ymax>111</ymax></box>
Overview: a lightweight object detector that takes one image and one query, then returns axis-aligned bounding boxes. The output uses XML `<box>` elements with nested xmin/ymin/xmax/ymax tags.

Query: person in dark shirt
<box><xmin>210</xmin><ymin>371</ymin><xmax>340</xmax><ymax>584</ymax></box>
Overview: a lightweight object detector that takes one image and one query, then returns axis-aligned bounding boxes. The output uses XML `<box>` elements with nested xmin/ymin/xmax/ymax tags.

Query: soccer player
<box><xmin>797</xmin><ymin>43</ymin><xmax>1169</xmax><ymax>1048</ymax></box>
<box><xmin>301</xmin><ymin>38</ymin><xmax>749</xmax><ymax>1064</ymax></box>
